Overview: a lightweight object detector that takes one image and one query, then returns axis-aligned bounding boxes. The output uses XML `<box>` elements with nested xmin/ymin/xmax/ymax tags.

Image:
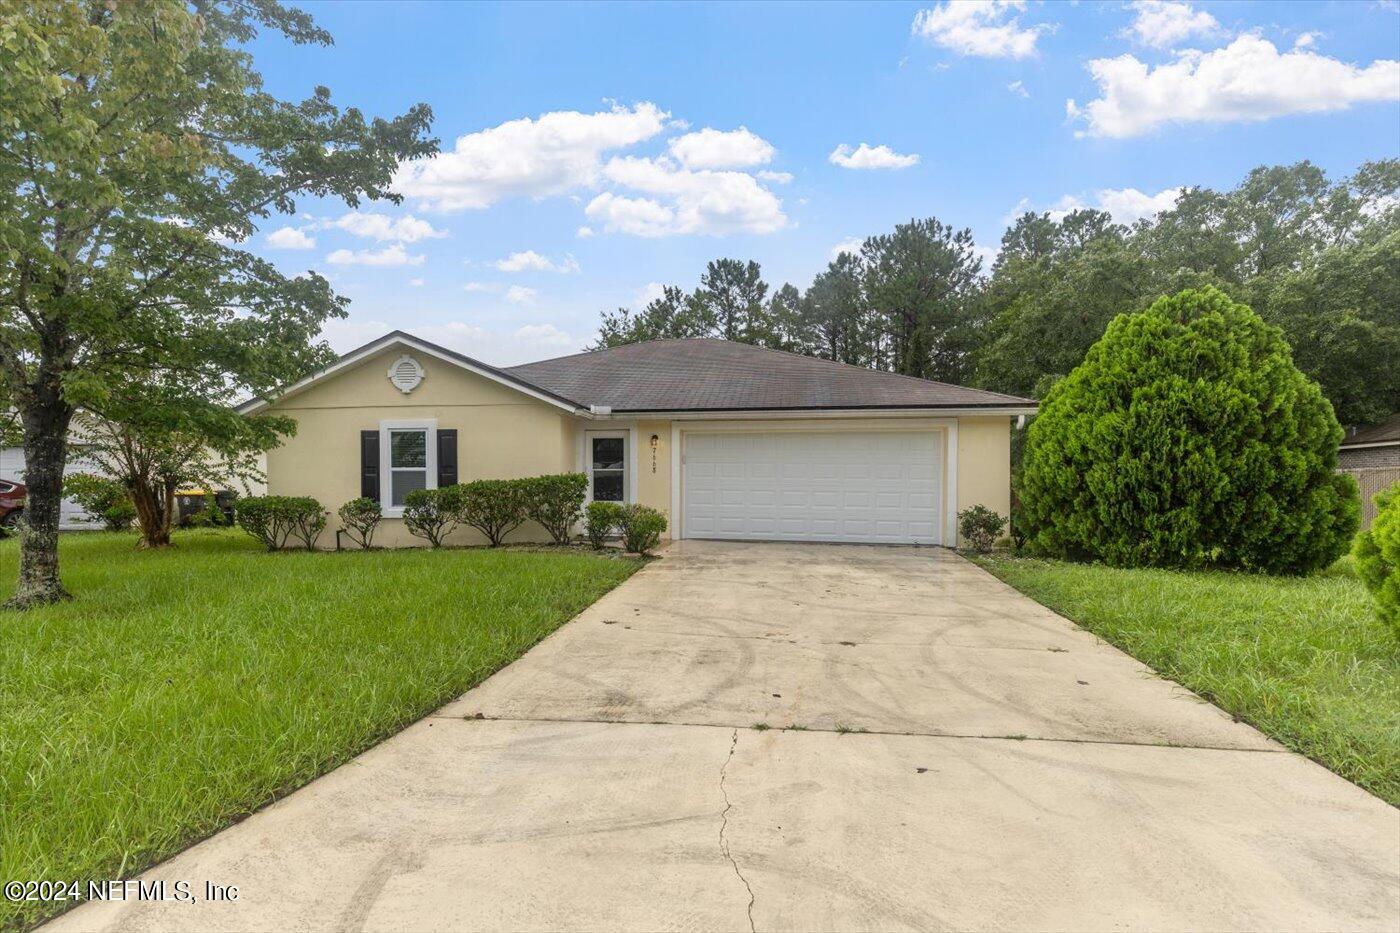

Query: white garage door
<box><xmin>682</xmin><ymin>431</ymin><xmax>943</xmax><ymax>544</ymax></box>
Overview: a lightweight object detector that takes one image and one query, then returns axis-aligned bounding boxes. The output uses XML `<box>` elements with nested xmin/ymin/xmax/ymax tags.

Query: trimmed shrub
<box><xmin>236</xmin><ymin>496</ymin><xmax>325</xmax><ymax>551</ymax></box>
<box><xmin>524</xmin><ymin>473</ymin><xmax>588</xmax><ymax>544</ymax></box>
<box><xmin>958</xmin><ymin>505</ymin><xmax>1006</xmax><ymax>554</ymax></box>
<box><xmin>1019</xmin><ymin>287</ymin><xmax>1359</xmax><ymax>575</ymax></box>
<box><xmin>338</xmin><ymin>497</ymin><xmax>382</xmax><ymax>549</ymax></box>
<box><xmin>287</xmin><ymin>498</ymin><xmax>327</xmax><ymax>550</ymax></box>
<box><xmin>459</xmin><ymin>479</ymin><xmax>528</xmax><ymax>547</ymax></box>
<box><xmin>585</xmin><ymin>501</ymin><xmax>623</xmax><ymax>549</ymax></box>
<box><xmin>1353</xmin><ymin>484</ymin><xmax>1400</xmax><ymax>637</ymax></box>
<box><xmin>619</xmin><ymin>504</ymin><xmax>667</xmax><ymax>556</ymax></box>
<box><xmin>64</xmin><ymin>473</ymin><xmax>136</xmax><ymax>531</ymax></box>
<box><xmin>403</xmin><ymin>486</ymin><xmax>464</xmax><ymax>548</ymax></box>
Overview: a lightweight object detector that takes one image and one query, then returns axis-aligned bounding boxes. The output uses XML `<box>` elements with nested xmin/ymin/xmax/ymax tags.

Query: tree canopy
<box><xmin>592</xmin><ymin>159</ymin><xmax>1400</xmax><ymax>427</ymax></box>
<box><xmin>0</xmin><ymin>0</ymin><xmax>436</xmax><ymax>605</ymax></box>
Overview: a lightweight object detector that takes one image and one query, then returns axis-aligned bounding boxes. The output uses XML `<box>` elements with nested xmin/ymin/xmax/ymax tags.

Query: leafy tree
<box><xmin>1019</xmin><ymin>287</ymin><xmax>1358</xmax><ymax>575</ymax></box>
<box><xmin>765</xmin><ymin>282</ymin><xmax>807</xmax><ymax>352</ymax></box>
<box><xmin>693</xmin><ymin>258</ymin><xmax>770</xmax><ymax>343</ymax></box>
<box><xmin>860</xmin><ymin>217</ymin><xmax>983</xmax><ymax>381</ymax></box>
<box><xmin>803</xmin><ymin>252</ymin><xmax>870</xmax><ymax>365</ymax></box>
<box><xmin>62</xmin><ymin>472</ymin><xmax>135</xmax><ymax>531</ymax></box>
<box><xmin>0</xmin><ymin>0</ymin><xmax>435</xmax><ymax>605</ymax></box>
<box><xmin>77</xmin><ymin>405</ymin><xmax>272</xmax><ymax>549</ymax></box>
<box><xmin>1255</xmin><ymin>230</ymin><xmax>1400</xmax><ymax>425</ymax></box>
<box><xmin>592</xmin><ymin>285</ymin><xmax>710</xmax><ymax>348</ymax></box>
<box><xmin>976</xmin><ymin>211</ymin><xmax>1148</xmax><ymax>397</ymax></box>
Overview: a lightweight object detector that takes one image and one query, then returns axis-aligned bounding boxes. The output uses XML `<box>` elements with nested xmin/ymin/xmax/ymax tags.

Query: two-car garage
<box><xmin>678</xmin><ymin>428</ymin><xmax>946</xmax><ymax>546</ymax></box>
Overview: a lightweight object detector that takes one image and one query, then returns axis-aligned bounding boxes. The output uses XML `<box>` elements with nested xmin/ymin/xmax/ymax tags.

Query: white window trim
<box><xmin>581</xmin><ymin>428</ymin><xmax>635</xmax><ymax>505</ymax></box>
<box><xmin>379</xmin><ymin>418</ymin><xmax>437</xmax><ymax>518</ymax></box>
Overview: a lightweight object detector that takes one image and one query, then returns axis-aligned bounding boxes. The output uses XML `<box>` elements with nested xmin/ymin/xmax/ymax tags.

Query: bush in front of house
<box><xmin>1353</xmin><ymin>483</ymin><xmax>1400</xmax><ymax>637</ymax></box>
<box><xmin>338</xmin><ymin>497</ymin><xmax>382</xmax><ymax>549</ymax></box>
<box><xmin>459</xmin><ymin>479</ymin><xmax>528</xmax><ymax>547</ymax></box>
<box><xmin>63</xmin><ymin>473</ymin><xmax>137</xmax><ymax>531</ymax></box>
<box><xmin>619</xmin><ymin>504</ymin><xmax>667</xmax><ymax>556</ymax></box>
<box><xmin>585</xmin><ymin>501</ymin><xmax>623</xmax><ymax>549</ymax></box>
<box><xmin>1019</xmin><ymin>286</ymin><xmax>1359</xmax><ymax>575</ymax></box>
<box><xmin>403</xmin><ymin>486</ymin><xmax>464</xmax><ymax>548</ymax></box>
<box><xmin>957</xmin><ymin>505</ymin><xmax>1006</xmax><ymax>554</ymax></box>
<box><xmin>236</xmin><ymin>496</ymin><xmax>326</xmax><ymax>551</ymax></box>
<box><xmin>523</xmin><ymin>473</ymin><xmax>588</xmax><ymax>545</ymax></box>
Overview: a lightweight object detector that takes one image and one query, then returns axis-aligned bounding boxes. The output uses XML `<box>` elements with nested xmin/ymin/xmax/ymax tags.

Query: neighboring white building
<box><xmin>0</xmin><ymin>447</ymin><xmax>102</xmax><ymax>530</ymax></box>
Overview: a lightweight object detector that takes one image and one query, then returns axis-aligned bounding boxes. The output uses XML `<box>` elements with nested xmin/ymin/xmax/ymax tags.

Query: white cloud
<box><xmin>511</xmin><ymin>323</ymin><xmax>575</xmax><ymax>347</ymax></box>
<box><xmin>506</xmin><ymin>285</ymin><xmax>538</xmax><ymax>305</ymax></box>
<box><xmin>266</xmin><ymin>226</ymin><xmax>316</xmax><ymax>249</ymax></box>
<box><xmin>575</xmin><ymin>225</ymin><xmax>595</xmax><ymax>238</ymax></box>
<box><xmin>462</xmin><ymin>282</ymin><xmax>495</xmax><ymax>293</ymax></box>
<box><xmin>325</xmin><ymin>244</ymin><xmax>426</xmax><ymax>267</ymax></box>
<box><xmin>667</xmin><ymin>127</ymin><xmax>776</xmax><ymax>169</ymax></box>
<box><xmin>1026</xmin><ymin>185</ymin><xmax>1184</xmax><ymax>226</ymax></box>
<box><xmin>319</xmin><ymin>318</ymin><xmax>581</xmax><ymax>366</ymax></box>
<box><xmin>1007</xmin><ymin>79</ymin><xmax>1028</xmax><ymax>97</ymax></box>
<box><xmin>1122</xmin><ymin>1</ymin><xmax>1220</xmax><ymax>49</ymax></box>
<box><xmin>971</xmin><ymin>243</ymin><xmax>999</xmax><ymax>271</ymax></box>
<box><xmin>408</xmin><ymin>278</ymin><xmax>425</xmax><ymax>287</ymax></box>
<box><xmin>493</xmin><ymin>250</ymin><xmax>581</xmax><ymax>274</ymax></box>
<box><xmin>1294</xmin><ymin>32</ymin><xmax>1320</xmax><ymax>50</ymax></box>
<box><xmin>634</xmin><ymin>281</ymin><xmax>668</xmax><ymax>307</ymax></box>
<box><xmin>1068</xmin><ymin>35</ymin><xmax>1400</xmax><ymax>138</ymax></box>
<box><xmin>585</xmin><ymin>156</ymin><xmax>788</xmax><ymax>237</ymax></box>
<box><xmin>393</xmin><ymin>102</ymin><xmax>669</xmax><ymax>211</ymax></box>
<box><xmin>829</xmin><ymin>143</ymin><xmax>920</xmax><ymax>170</ymax></box>
<box><xmin>912</xmin><ymin>0</ymin><xmax>1049</xmax><ymax>60</ymax></box>
<box><xmin>757</xmin><ymin>170</ymin><xmax>793</xmax><ymax>184</ymax></box>
<box><xmin>829</xmin><ymin>237</ymin><xmax>865</xmax><ymax>260</ymax></box>
<box><xmin>325</xmin><ymin>212</ymin><xmax>446</xmax><ymax>243</ymax></box>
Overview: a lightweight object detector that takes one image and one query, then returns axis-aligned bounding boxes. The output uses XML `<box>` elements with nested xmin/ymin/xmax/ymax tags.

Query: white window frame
<box><xmin>583</xmin><ymin>429</ymin><xmax>632</xmax><ymax>505</ymax></box>
<box><xmin>379</xmin><ymin>418</ymin><xmax>437</xmax><ymax>518</ymax></box>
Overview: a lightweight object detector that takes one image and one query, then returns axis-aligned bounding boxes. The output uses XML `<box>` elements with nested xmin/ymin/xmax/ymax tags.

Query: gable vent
<box><xmin>387</xmin><ymin>354</ymin><xmax>425</xmax><ymax>394</ymax></box>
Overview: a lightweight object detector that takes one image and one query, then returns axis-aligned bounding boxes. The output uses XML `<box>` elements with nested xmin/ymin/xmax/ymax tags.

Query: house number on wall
<box><xmin>649</xmin><ymin>434</ymin><xmax>659</xmax><ymax>474</ymax></box>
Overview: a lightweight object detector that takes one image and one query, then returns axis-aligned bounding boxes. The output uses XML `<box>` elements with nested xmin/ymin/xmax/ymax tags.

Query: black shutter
<box><xmin>360</xmin><ymin>430</ymin><xmax>380</xmax><ymax>501</ymax></box>
<box><xmin>437</xmin><ymin>430</ymin><xmax>458</xmax><ymax>488</ymax></box>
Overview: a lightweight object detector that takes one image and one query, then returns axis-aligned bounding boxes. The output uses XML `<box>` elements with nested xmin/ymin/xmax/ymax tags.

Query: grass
<box><xmin>0</xmin><ymin>529</ymin><xmax>640</xmax><ymax>930</ymax></box>
<box><xmin>972</xmin><ymin>552</ymin><xmax>1400</xmax><ymax>805</ymax></box>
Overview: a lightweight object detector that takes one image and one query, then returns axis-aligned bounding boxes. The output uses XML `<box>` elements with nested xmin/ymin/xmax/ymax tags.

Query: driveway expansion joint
<box><xmin>441</xmin><ymin>712</ymin><xmax>1287</xmax><ymax>754</ymax></box>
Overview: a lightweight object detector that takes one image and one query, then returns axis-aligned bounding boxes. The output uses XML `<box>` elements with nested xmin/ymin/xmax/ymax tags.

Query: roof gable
<box><xmin>238</xmin><ymin>332</ymin><xmax>583</xmax><ymax>415</ymax></box>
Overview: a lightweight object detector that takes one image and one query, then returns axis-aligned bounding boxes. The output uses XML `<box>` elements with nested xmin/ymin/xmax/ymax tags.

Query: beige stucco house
<box><xmin>239</xmin><ymin>332</ymin><xmax>1036</xmax><ymax>548</ymax></box>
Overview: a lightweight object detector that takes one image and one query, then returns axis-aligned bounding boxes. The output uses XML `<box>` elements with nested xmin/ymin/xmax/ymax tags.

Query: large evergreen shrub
<box><xmin>1019</xmin><ymin>287</ymin><xmax>1358</xmax><ymax>574</ymax></box>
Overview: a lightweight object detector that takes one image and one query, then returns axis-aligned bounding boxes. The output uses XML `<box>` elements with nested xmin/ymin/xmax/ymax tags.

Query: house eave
<box><xmin>584</xmin><ymin>404</ymin><xmax>1039</xmax><ymax>421</ymax></box>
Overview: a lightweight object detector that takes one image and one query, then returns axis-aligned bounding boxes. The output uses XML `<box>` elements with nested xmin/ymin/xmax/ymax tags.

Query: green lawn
<box><xmin>0</xmin><ymin>529</ymin><xmax>640</xmax><ymax>930</ymax></box>
<box><xmin>972</xmin><ymin>553</ymin><xmax>1400</xmax><ymax>806</ymax></box>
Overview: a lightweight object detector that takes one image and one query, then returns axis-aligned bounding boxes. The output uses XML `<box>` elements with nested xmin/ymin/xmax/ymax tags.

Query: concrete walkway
<box><xmin>55</xmin><ymin>541</ymin><xmax>1399</xmax><ymax>932</ymax></box>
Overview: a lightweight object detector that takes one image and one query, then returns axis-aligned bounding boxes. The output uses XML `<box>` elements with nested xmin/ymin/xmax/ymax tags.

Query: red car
<box><xmin>0</xmin><ymin>479</ymin><xmax>26</xmax><ymax>528</ymax></box>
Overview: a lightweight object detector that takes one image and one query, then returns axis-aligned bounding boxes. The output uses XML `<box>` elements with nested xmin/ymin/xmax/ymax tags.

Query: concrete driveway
<box><xmin>56</xmin><ymin>541</ymin><xmax>1399</xmax><ymax>932</ymax></box>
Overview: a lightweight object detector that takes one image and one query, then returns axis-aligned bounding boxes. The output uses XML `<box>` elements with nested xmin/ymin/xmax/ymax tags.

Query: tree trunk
<box><xmin>130</xmin><ymin>476</ymin><xmax>173</xmax><ymax>549</ymax></box>
<box><xmin>6</xmin><ymin>388</ymin><xmax>75</xmax><ymax>609</ymax></box>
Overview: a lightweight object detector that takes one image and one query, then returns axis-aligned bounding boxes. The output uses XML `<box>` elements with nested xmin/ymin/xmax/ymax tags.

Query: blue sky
<box><xmin>246</xmin><ymin>1</ymin><xmax>1400</xmax><ymax>364</ymax></box>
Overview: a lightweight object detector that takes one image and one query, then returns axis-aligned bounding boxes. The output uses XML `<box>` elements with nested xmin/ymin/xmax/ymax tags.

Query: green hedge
<box><xmin>236</xmin><ymin>496</ymin><xmax>327</xmax><ymax>551</ymax></box>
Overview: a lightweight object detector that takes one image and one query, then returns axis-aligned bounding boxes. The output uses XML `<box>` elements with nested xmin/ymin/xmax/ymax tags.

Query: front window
<box><xmin>389</xmin><ymin>429</ymin><xmax>428</xmax><ymax>507</ymax></box>
<box><xmin>590</xmin><ymin>435</ymin><xmax>626</xmax><ymax>502</ymax></box>
<box><xmin>378</xmin><ymin>420</ymin><xmax>437</xmax><ymax>515</ymax></box>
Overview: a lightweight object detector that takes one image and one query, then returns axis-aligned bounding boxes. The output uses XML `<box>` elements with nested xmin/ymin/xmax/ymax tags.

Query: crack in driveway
<box><xmin>719</xmin><ymin>728</ymin><xmax>757</xmax><ymax>933</ymax></box>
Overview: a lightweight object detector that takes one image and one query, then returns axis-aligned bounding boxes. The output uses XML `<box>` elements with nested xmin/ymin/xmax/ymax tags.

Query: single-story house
<box><xmin>1338</xmin><ymin>412</ymin><xmax>1400</xmax><ymax>529</ymax></box>
<box><xmin>239</xmin><ymin>332</ymin><xmax>1037</xmax><ymax>548</ymax></box>
<box><xmin>1339</xmin><ymin>413</ymin><xmax>1400</xmax><ymax>471</ymax></box>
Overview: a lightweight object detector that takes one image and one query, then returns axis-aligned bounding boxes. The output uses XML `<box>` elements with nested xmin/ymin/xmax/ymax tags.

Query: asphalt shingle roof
<box><xmin>505</xmin><ymin>338</ymin><xmax>1033</xmax><ymax>412</ymax></box>
<box><xmin>1341</xmin><ymin>412</ymin><xmax>1400</xmax><ymax>447</ymax></box>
